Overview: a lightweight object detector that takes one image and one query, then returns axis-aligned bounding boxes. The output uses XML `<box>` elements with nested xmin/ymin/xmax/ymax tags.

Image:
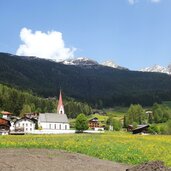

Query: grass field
<box><xmin>1</xmin><ymin>132</ymin><xmax>171</xmax><ymax>166</ymax></box>
<box><xmin>163</xmin><ymin>101</ymin><xmax>171</xmax><ymax>108</ymax></box>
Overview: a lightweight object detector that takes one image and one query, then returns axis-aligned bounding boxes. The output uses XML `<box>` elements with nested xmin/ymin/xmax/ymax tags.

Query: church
<box><xmin>38</xmin><ymin>91</ymin><xmax>70</xmax><ymax>130</ymax></box>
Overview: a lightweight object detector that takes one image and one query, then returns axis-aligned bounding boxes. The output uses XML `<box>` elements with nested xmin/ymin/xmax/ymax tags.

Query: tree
<box><xmin>152</xmin><ymin>103</ymin><xmax>171</xmax><ymax>123</ymax></box>
<box><xmin>113</xmin><ymin>119</ymin><xmax>122</xmax><ymax>131</ymax></box>
<box><xmin>148</xmin><ymin>113</ymin><xmax>153</xmax><ymax>124</ymax></box>
<box><xmin>20</xmin><ymin>104</ymin><xmax>31</xmax><ymax>117</ymax></box>
<box><xmin>132</xmin><ymin>122</ymin><xmax>138</xmax><ymax>129</ymax></box>
<box><xmin>153</xmin><ymin>103</ymin><xmax>162</xmax><ymax>123</ymax></box>
<box><xmin>75</xmin><ymin>113</ymin><xmax>88</xmax><ymax>132</ymax></box>
<box><xmin>166</xmin><ymin>120</ymin><xmax>171</xmax><ymax>135</ymax></box>
<box><xmin>125</xmin><ymin>104</ymin><xmax>146</xmax><ymax>125</ymax></box>
<box><xmin>123</xmin><ymin>115</ymin><xmax>128</xmax><ymax>128</ymax></box>
<box><xmin>106</xmin><ymin>116</ymin><xmax>114</xmax><ymax>126</ymax></box>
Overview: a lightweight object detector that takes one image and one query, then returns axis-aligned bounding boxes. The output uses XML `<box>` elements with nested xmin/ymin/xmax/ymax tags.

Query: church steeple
<box><xmin>57</xmin><ymin>90</ymin><xmax>65</xmax><ymax>114</ymax></box>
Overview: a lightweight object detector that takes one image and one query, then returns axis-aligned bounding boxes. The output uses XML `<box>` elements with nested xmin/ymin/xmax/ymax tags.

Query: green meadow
<box><xmin>1</xmin><ymin>132</ymin><xmax>171</xmax><ymax>166</ymax></box>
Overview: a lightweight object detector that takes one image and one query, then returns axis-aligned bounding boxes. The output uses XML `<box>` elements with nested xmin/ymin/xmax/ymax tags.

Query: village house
<box><xmin>38</xmin><ymin>91</ymin><xmax>70</xmax><ymax>130</ymax></box>
<box><xmin>127</xmin><ymin>124</ymin><xmax>150</xmax><ymax>134</ymax></box>
<box><xmin>132</xmin><ymin>125</ymin><xmax>149</xmax><ymax>134</ymax></box>
<box><xmin>14</xmin><ymin>117</ymin><xmax>36</xmax><ymax>133</ymax></box>
<box><xmin>88</xmin><ymin>117</ymin><xmax>99</xmax><ymax>128</ymax></box>
<box><xmin>1</xmin><ymin>111</ymin><xmax>12</xmax><ymax>120</ymax></box>
<box><xmin>0</xmin><ymin>111</ymin><xmax>12</xmax><ymax>135</ymax></box>
<box><xmin>88</xmin><ymin>117</ymin><xmax>104</xmax><ymax>131</ymax></box>
<box><xmin>0</xmin><ymin>118</ymin><xmax>11</xmax><ymax>135</ymax></box>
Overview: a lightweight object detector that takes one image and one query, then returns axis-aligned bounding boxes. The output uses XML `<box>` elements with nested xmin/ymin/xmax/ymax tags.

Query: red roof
<box><xmin>0</xmin><ymin>118</ymin><xmax>10</xmax><ymax>125</ymax></box>
<box><xmin>57</xmin><ymin>91</ymin><xmax>64</xmax><ymax>113</ymax></box>
<box><xmin>1</xmin><ymin>111</ymin><xmax>12</xmax><ymax>115</ymax></box>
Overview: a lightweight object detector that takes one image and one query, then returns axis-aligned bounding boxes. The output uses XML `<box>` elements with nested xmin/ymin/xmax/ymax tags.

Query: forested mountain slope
<box><xmin>0</xmin><ymin>52</ymin><xmax>171</xmax><ymax>107</ymax></box>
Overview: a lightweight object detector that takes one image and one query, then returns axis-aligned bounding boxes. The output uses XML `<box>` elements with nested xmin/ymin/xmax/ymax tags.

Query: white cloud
<box><xmin>128</xmin><ymin>0</ymin><xmax>137</xmax><ymax>5</ymax></box>
<box><xmin>150</xmin><ymin>0</ymin><xmax>161</xmax><ymax>3</ymax></box>
<box><xmin>16</xmin><ymin>28</ymin><xmax>76</xmax><ymax>61</ymax></box>
<box><xmin>128</xmin><ymin>0</ymin><xmax>161</xmax><ymax>5</ymax></box>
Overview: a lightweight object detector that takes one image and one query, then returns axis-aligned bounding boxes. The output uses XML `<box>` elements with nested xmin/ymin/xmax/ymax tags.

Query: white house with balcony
<box><xmin>14</xmin><ymin>117</ymin><xmax>36</xmax><ymax>133</ymax></box>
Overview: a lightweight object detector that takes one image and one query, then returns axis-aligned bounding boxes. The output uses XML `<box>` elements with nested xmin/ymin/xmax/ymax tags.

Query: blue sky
<box><xmin>0</xmin><ymin>0</ymin><xmax>171</xmax><ymax>70</ymax></box>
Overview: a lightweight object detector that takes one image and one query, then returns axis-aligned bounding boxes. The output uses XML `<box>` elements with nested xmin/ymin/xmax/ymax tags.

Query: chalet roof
<box><xmin>128</xmin><ymin>124</ymin><xmax>148</xmax><ymax>128</ymax></box>
<box><xmin>132</xmin><ymin>125</ymin><xmax>149</xmax><ymax>134</ymax></box>
<box><xmin>39</xmin><ymin>113</ymin><xmax>68</xmax><ymax>123</ymax></box>
<box><xmin>1</xmin><ymin>111</ymin><xmax>12</xmax><ymax>115</ymax></box>
<box><xmin>15</xmin><ymin>117</ymin><xmax>35</xmax><ymax>124</ymax></box>
<box><xmin>89</xmin><ymin>117</ymin><xmax>98</xmax><ymax>122</ymax></box>
<box><xmin>0</xmin><ymin>118</ymin><xmax>11</xmax><ymax>126</ymax></box>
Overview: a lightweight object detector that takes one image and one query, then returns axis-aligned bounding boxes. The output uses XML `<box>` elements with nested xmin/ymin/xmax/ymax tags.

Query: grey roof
<box><xmin>39</xmin><ymin>113</ymin><xmax>68</xmax><ymax>123</ymax></box>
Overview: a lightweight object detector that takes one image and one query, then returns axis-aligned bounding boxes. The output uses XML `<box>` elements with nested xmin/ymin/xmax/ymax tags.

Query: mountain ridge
<box><xmin>140</xmin><ymin>64</ymin><xmax>171</xmax><ymax>75</ymax></box>
<box><xmin>0</xmin><ymin>52</ymin><xmax>171</xmax><ymax>107</ymax></box>
<box><xmin>61</xmin><ymin>57</ymin><xmax>129</xmax><ymax>70</ymax></box>
<box><xmin>61</xmin><ymin>57</ymin><xmax>171</xmax><ymax>75</ymax></box>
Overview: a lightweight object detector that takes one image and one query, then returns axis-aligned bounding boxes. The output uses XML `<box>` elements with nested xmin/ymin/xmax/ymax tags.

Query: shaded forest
<box><xmin>0</xmin><ymin>84</ymin><xmax>92</xmax><ymax>117</ymax></box>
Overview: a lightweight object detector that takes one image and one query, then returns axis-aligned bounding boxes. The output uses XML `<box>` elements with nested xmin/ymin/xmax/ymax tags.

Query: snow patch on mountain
<box><xmin>102</xmin><ymin>60</ymin><xmax>128</xmax><ymax>70</ymax></box>
<box><xmin>140</xmin><ymin>64</ymin><xmax>171</xmax><ymax>75</ymax></box>
<box><xmin>61</xmin><ymin>57</ymin><xmax>98</xmax><ymax>66</ymax></box>
<box><xmin>102</xmin><ymin>60</ymin><xmax>119</xmax><ymax>68</ymax></box>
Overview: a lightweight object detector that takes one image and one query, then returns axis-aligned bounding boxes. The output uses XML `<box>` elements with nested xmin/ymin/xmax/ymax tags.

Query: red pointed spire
<box><xmin>57</xmin><ymin>90</ymin><xmax>64</xmax><ymax>114</ymax></box>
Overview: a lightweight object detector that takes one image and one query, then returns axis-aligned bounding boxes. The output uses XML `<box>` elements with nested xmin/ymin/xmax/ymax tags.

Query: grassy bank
<box><xmin>0</xmin><ymin>132</ymin><xmax>171</xmax><ymax>166</ymax></box>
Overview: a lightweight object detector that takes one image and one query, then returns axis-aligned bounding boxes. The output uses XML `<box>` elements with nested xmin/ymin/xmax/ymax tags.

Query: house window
<box><xmin>23</xmin><ymin>123</ymin><xmax>24</xmax><ymax>127</ymax></box>
<box><xmin>30</xmin><ymin>123</ymin><xmax>32</xmax><ymax>126</ymax></box>
<box><xmin>65</xmin><ymin>125</ymin><xmax>67</xmax><ymax>130</ymax></box>
<box><xmin>54</xmin><ymin>124</ymin><xmax>56</xmax><ymax>129</ymax></box>
<box><xmin>30</xmin><ymin>128</ymin><xmax>32</xmax><ymax>131</ymax></box>
<box><xmin>49</xmin><ymin>124</ymin><xmax>51</xmax><ymax>129</ymax></box>
<box><xmin>26</xmin><ymin>128</ymin><xmax>28</xmax><ymax>131</ymax></box>
<box><xmin>59</xmin><ymin>124</ymin><xmax>61</xmax><ymax>130</ymax></box>
<box><xmin>26</xmin><ymin>123</ymin><xmax>28</xmax><ymax>127</ymax></box>
<box><xmin>18</xmin><ymin>123</ymin><xmax>20</xmax><ymax>127</ymax></box>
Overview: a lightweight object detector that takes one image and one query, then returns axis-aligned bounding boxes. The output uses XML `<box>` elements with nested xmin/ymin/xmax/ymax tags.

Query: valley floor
<box><xmin>0</xmin><ymin>149</ymin><xmax>130</xmax><ymax>171</ymax></box>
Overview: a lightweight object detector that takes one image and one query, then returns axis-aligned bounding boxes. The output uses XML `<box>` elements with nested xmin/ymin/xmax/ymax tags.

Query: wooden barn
<box><xmin>132</xmin><ymin>125</ymin><xmax>149</xmax><ymax>134</ymax></box>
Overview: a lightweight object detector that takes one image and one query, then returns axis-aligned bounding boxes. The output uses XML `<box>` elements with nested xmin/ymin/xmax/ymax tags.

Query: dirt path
<box><xmin>0</xmin><ymin>149</ymin><xmax>130</xmax><ymax>171</ymax></box>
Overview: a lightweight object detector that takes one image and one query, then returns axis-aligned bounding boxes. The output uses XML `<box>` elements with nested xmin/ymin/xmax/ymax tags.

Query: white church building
<box><xmin>38</xmin><ymin>91</ymin><xmax>70</xmax><ymax>130</ymax></box>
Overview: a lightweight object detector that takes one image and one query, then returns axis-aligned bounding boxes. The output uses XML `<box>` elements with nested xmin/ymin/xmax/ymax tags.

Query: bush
<box><xmin>148</xmin><ymin>124</ymin><xmax>160</xmax><ymax>134</ymax></box>
<box><xmin>75</xmin><ymin>113</ymin><xmax>88</xmax><ymax>132</ymax></box>
<box><xmin>133</xmin><ymin>122</ymin><xmax>138</xmax><ymax>129</ymax></box>
<box><xmin>113</xmin><ymin>119</ymin><xmax>122</xmax><ymax>131</ymax></box>
<box><xmin>166</xmin><ymin>120</ymin><xmax>171</xmax><ymax>134</ymax></box>
<box><xmin>160</xmin><ymin>125</ymin><xmax>167</xmax><ymax>134</ymax></box>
